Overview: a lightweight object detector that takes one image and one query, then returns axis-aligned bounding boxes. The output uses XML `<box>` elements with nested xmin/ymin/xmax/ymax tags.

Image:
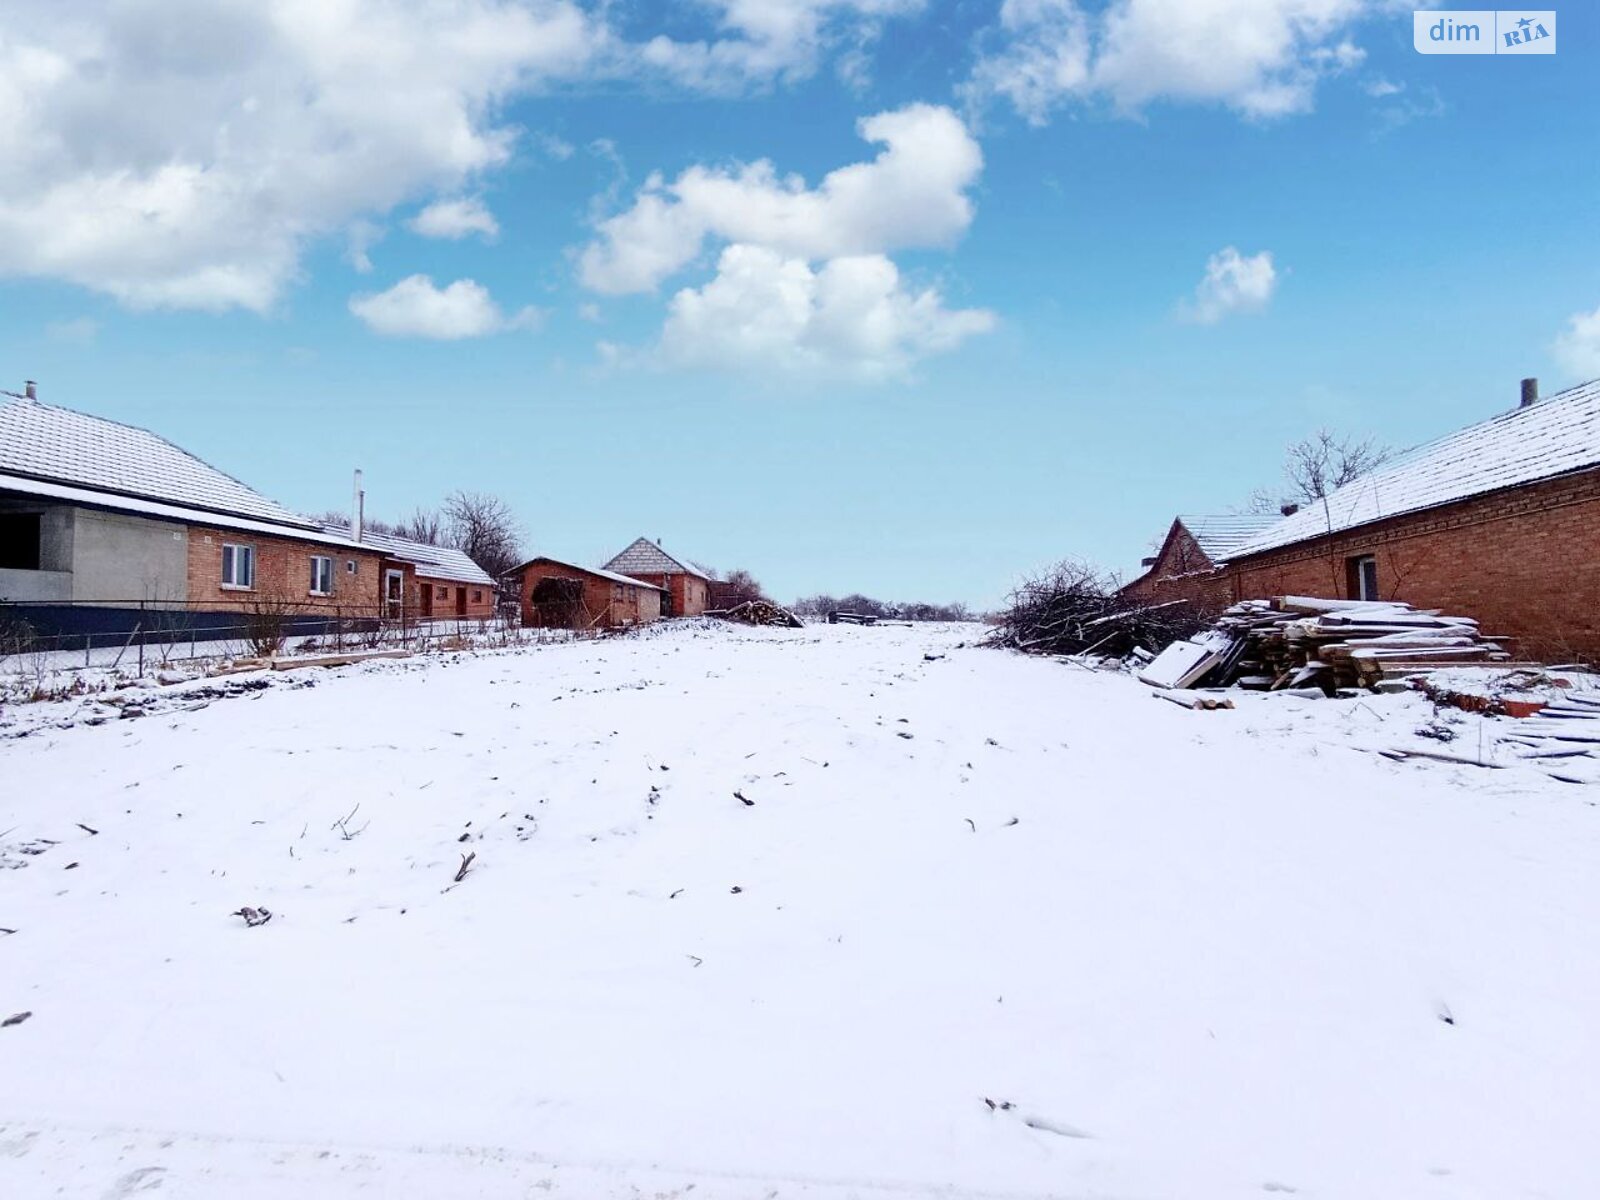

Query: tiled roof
<box><xmin>1232</xmin><ymin>377</ymin><xmax>1600</xmax><ymax>558</ymax></box>
<box><xmin>318</xmin><ymin>524</ymin><xmax>495</xmax><ymax>587</ymax></box>
<box><xmin>0</xmin><ymin>398</ymin><xmax>317</xmax><ymax>529</ymax></box>
<box><xmin>1176</xmin><ymin>513</ymin><xmax>1280</xmax><ymax>564</ymax></box>
<box><xmin>0</xmin><ymin>471</ymin><xmax>367</xmax><ymax>550</ymax></box>
<box><xmin>518</xmin><ymin>556</ymin><xmax>666</xmax><ymax>590</ymax></box>
<box><xmin>603</xmin><ymin>537</ymin><xmax>709</xmax><ymax>580</ymax></box>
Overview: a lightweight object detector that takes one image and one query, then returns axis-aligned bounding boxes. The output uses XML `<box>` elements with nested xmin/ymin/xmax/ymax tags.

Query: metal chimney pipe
<box><xmin>352</xmin><ymin>469</ymin><xmax>365</xmax><ymax>543</ymax></box>
<box><xmin>1520</xmin><ymin>377</ymin><xmax>1538</xmax><ymax>408</ymax></box>
<box><xmin>24</xmin><ymin>380</ymin><xmax>36</xmax><ymax>400</ymax></box>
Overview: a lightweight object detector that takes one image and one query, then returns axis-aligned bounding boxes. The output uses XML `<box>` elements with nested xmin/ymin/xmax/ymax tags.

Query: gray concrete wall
<box><xmin>0</xmin><ymin>566</ymin><xmax>72</xmax><ymax>602</ymax></box>
<box><xmin>70</xmin><ymin>508</ymin><xmax>190</xmax><ymax>605</ymax></box>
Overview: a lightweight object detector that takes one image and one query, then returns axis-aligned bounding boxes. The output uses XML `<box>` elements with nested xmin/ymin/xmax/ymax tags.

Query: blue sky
<box><xmin>1</xmin><ymin>2</ymin><xmax>1596</xmax><ymax>607</ymax></box>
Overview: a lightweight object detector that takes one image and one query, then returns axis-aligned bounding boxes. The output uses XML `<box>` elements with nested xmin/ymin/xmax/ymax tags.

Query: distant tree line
<box><xmin>791</xmin><ymin>594</ymin><xmax>972</xmax><ymax>622</ymax></box>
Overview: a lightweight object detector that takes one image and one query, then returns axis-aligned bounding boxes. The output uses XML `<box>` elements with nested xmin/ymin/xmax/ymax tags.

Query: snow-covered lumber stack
<box><xmin>709</xmin><ymin>600</ymin><xmax>804</xmax><ymax>628</ymax></box>
<box><xmin>1142</xmin><ymin>596</ymin><xmax>1511</xmax><ymax>693</ymax></box>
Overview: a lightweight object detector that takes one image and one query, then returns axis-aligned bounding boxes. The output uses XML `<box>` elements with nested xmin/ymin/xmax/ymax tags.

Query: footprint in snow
<box><xmin>1023</xmin><ymin>1115</ymin><xmax>1092</xmax><ymax>1139</ymax></box>
<box><xmin>102</xmin><ymin>1166</ymin><xmax>167</xmax><ymax>1198</ymax></box>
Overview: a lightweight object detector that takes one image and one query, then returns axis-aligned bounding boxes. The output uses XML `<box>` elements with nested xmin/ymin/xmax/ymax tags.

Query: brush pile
<box><xmin>1141</xmin><ymin>596</ymin><xmax>1515</xmax><ymax>692</ymax></box>
<box><xmin>708</xmin><ymin>599</ymin><xmax>804</xmax><ymax>629</ymax></box>
<box><xmin>987</xmin><ymin>561</ymin><xmax>1212</xmax><ymax>659</ymax></box>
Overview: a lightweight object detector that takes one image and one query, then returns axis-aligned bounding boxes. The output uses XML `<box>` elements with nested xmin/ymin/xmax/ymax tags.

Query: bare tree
<box><xmin>1284</xmin><ymin>430</ymin><xmax>1392</xmax><ymax>503</ymax></box>
<box><xmin>1234</xmin><ymin>487</ymin><xmax>1279</xmax><ymax>515</ymax></box>
<box><xmin>719</xmin><ymin>569</ymin><xmax>764</xmax><ymax>604</ymax></box>
<box><xmin>443</xmin><ymin>491</ymin><xmax>523</xmax><ymax>579</ymax></box>
<box><xmin>395</xmin><ymin>507</ymin><xmax>443</xmax><ymax>546</ymax></box>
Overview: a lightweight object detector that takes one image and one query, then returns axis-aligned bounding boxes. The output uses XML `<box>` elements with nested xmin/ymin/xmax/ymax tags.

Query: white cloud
<box><xmin>0</xmin><ymin>0</ymin><xmax>607</xmax><ymax>312</ymax></box>
<box><xmin>1553</xmin><ymin>306</ymin><xmax>1600</xmax><ymax>379</ymax></box>
<box><xmin>967</xmin><ymin>0</ymin><xmax>1372</xmax><ymax>123</ymax></box>
<box><xmin>638</xmin><ymin>0</ymin><xmax>924</xmax><ymax>91</ymax></box>
<box><xmin>660</xmin><ymin>244</ymin><xmax>994</xmax><ymax>379</ymax></box>
<box><xmin>346</xmin><ymin>220</ymin><xmax>385</xmax><ymax>274</ymax></box>
<box><xmin>579</xmin><ymin>103</ymin><xmax>982</xmax><ymax>295</ymax></box>
<box><xmin>1181</xmin><ymin>247</ymin><xmax>1278</xmax><ymax>324</ymax></box>
<box><xmin>349</xmin><ymin>275</ymin><xmax>540</xmax><ymax>339</ymax></box>
<box><xmin>408</xmin><ymin>197</ymin><xmax>501</xmax><ymax>241</ymax></box>
<box><xmin>577</xmin><ymin>301</ymin><xmax>603</xmax><ymax>322</ymax></box>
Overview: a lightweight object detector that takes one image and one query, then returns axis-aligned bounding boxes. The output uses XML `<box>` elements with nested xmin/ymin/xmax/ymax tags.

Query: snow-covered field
<box><xmin>2</xmin><ymin>622</ymin><xmax>1596</xmax><ymax>1199</ymax></box>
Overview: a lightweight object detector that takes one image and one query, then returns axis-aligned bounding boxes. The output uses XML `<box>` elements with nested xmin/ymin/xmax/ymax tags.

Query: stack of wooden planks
<box><xmin>1142</xmin><ymin>596</ymin><xmax>1513</xmax><ymax>693</ymax></box>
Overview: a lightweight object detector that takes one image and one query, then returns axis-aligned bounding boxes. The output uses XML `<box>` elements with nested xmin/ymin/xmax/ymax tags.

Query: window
<box><xmin>309</xmin><ymin>555</ymin><xmax>334</xmax><ymax>596</ymax></box>
<box><xmin>221</xmin><ymin>543</ymin><xmax>255</xmax><ymax>589</ymax></box>
<box><xmin>347</xmin><ymin>559</ymin><xmax>358</xmax><ymax>574</ymax></box>
<box><xmin>1349</xmin><ymin>555</ymin><xmax>1379</xmax><ymax>601</ymax></box>
<box><xmin>472</xmin><ymin>590</ymin><xmax>483</xmax><ymax>602</ymax></box>
<box><xmin>437</xmin><ymin>585</ymin><xmax>448</xmax><ymax>599</ymax></box>
<box><xmin>0</xmin><ymin>512</ymin><xmax>42</xmax><ymax>571</ymax></box>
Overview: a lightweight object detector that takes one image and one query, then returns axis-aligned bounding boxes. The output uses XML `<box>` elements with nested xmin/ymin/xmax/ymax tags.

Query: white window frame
<box><xmin>1353</xmin><ymin>555</ymin><xmax>1379</xmax><ymax>601</ymax></box>
<box><xmin>309</xmin><ymin>555</ymin><xmax>334</xmax><ymax>596</ymax></box>
<box><xmin>221</xmin><ymin>543</ymin><xmax>255</xmax><ymax>590</ymax></box>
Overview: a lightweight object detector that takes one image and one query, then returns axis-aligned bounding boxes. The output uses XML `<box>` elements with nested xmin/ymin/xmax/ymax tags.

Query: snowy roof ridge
<box><xmin>603</xmin><ymin>536</ymin><xmax>710</xmax><ymax>580</ymax></box>
<box><xmin>317</xmin><ymin>522</ymin><xmax>495</xmax><ymax>586</ymax></box>
<box><xmin>519</xmin><ymin>556</ymin><xmax>667</xmax><ymax>591</ymax></box>
<box><xmin>0</xmin><ymin>396</ymin><xmax>317</xmax><ymax>530</ymax></box>
<box><xmin>1175</xmin><ymin>513</ymin><xmax>1280</xmax><ymax>563</ymax></box>
<box><xmin>1231</xmin><ymin>377</ymin><xmax>1600</xmax><ymax>558</ymax></box>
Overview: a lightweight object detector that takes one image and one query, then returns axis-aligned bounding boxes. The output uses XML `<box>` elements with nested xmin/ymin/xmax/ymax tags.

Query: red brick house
<box><xmin>1220</xmin><ymin>377</ymin><xmax>1600</xmax><ymax>661</ymax></box>
<box><xmin>0</xmin><ymin>394</ymin><xmax>390</xmax><ymax>637</ymax></box>
<box><xmin>321</xmin><ymin>524</ymin><xmax>496</xmax><ymax>621</ymax></box>
<box><xmin>0</xmin><ymin>392</ymin><xmax>492</xmax><ymax>644</ymax></box>
<box><xmin>603</xmin><ymin>537</ymin><xmax>710</xmax><ymax>617</ymax></box>
<box><xmin>1120</xmin><ymin>514</ymin><xmax>1277</xmax><ymax>615</ymax></box>
<box><xmin>513</xmin><ymin>557</ymin><xmax>664</xmax><ymax>629</ymax></box>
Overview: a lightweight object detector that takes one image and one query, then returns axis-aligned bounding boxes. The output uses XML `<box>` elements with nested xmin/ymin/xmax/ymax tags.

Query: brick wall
<box><xmin>630</xmin><ymin>571</ymin><xmax>709</xmax><ymax>616</ymax></box>
<box><xmin>418</xmin><ymin>577</ymin><xmax>496</xmax><ymax>619</ymax></box>
<box><xmin>1119</xmin><ymin>524</ymin><xmax>1231</xmax><ymax>616</ymax></box>
<box><xmin>1225</xmin><ymin>468</ymin><xmax>1600</xmax><ymax>660</ymax></box>
<box><xmin>519</xmin><ymin>560</ymin><xmax>663</xmax><ymax>628</ymax></box>
<box><xmin>187</xmin><ymin>526</ymin><xmax>385</xmax><ymax>612</ymax></box>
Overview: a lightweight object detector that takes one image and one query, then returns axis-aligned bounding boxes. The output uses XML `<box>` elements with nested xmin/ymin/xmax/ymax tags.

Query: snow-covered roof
<box><xmin>519</xmin><ymin>556</ymin><xmax>666</xmax><ymax>591</ymax></box>
<box><xmin>318</xmin><ymin>524</ymin><xmax>495</xmax><ymax>586</ymax></box>
<box><xmin>1232</xmin><ymin>378</ymin><xmax>1600</xmax><ymax>559</ymax></box>
<box><xmin>0</xmin><ymin>397</ymin><xmax>319</xmax><ymax>530</ymax></box>
<box><xmin>0</xmin><ymin>471</ymin><xmax>369</xmax><ymax>550</ymax></box>
<box><xmin>1176</xmin><ymin>513</ymin><xmax>1280</xmax><ymax>564</ymax></box>
<box><xmin>603</xmin><ymin>537</ymin><xmax>709</xmax><ymax>580</ymax></box>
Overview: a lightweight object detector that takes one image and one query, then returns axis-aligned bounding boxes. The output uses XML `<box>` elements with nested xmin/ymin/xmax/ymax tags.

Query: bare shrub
<box><xmin>244</xmin><ymin>595</ymin><xmax>293</xmax><ymax>658</ymax></box>
<box><xmin>987</xmin><ymin>560</ymin><xmax>1208</xmax><ymax>658</ymax></box>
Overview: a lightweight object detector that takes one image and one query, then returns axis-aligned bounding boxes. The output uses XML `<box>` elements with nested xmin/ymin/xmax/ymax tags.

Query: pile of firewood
<box><xmin>708</xmin><ymin>600</ymin><xmax>804</xmax><ymax>629</ymax></box>
<box><xmin>1142</xmin><ymin>596</ymin><xmax>1517</xmax><ymax>692</ymax></box>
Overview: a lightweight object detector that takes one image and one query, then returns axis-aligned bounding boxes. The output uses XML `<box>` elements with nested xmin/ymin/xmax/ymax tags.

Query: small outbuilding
<box><xmin>513</xmin><ymin>557</ymin><xmax>664</xmax><ymax>629</ymax></box>
<box><xmin>1119</xmin><ymin>513</ymin><xmax>1278</xmax><ymax>616</ymax></box>
<box><xmin>603</xmin><ymin>537</ymin><xmax>710</xmax><ymax>617</ymax></box>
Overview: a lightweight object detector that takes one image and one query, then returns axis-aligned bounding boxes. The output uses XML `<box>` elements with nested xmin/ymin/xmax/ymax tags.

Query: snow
<box><xmin>0</xmin><ymin>398</ymin><xmax>322</xmax><ymax>531</ymax></box>
<box><xmin>3</xmin><ymin>622</ymin><xmax>1598</xmax><ymax>1199</ymax></box>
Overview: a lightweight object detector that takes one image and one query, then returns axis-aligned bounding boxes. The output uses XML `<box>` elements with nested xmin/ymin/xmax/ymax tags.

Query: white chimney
<box><xmin>352</xmin><ymin>469</ymin><xmax>365</xmax><ymax>543</ymax></box>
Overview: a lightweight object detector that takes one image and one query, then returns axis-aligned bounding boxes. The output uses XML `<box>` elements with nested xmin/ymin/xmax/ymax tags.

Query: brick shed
<box><xmin>603</xmin><ymin>537</ymin><xmax>710</xmax><ymax>617</ymax></box>
<box><xmin>325</xmin><ymin>525</ymin><xmax>497</xmax><ymax>621</ymax></box>
<box><xmin>1219</xmin><ymin>377</ymin><xmax>1600</xmax><ymax>662</ymax></box>
<box><xmin>514</xmin><ymin>557</ymin><xmax>664</xmax><ymax>629</ymax></box>
<box><xmin>1120</xmin><ymin>514</ymin><xmax>1277</xmax><ymax>616</ymax></box>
